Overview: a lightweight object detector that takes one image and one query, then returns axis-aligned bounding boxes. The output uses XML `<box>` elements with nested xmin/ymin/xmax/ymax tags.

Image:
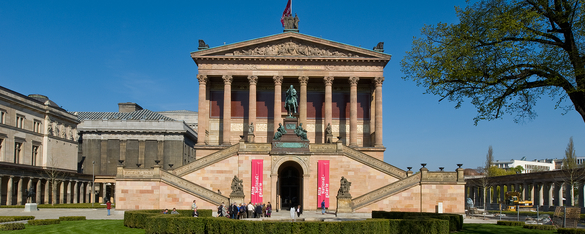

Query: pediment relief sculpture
<box><xmin>229</xmin><ymin>41</ymin><xmax>365</xmax><ymax>58</ymax></box>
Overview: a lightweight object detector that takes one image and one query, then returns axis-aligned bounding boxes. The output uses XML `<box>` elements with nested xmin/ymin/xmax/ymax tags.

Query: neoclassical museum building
<box><xmin>115</xmin><ymin>31</ymin><xmax>466</xmax><ymax>213</ymax></box>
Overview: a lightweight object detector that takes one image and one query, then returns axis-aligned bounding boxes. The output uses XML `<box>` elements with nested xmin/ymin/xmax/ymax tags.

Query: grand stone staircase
<box><xmin>352</xmin><ymin>173</ymin><xmax>421</xmax><ymax>210</ymax></box>
<box><xmin>340</xmin><ymin>145</ymin><xmax>406</xmax><ymax>179</ymax></box>
<box><xmin>160</xmin><ymin>170</ymin><xmax>229</xmax><ymax>205</ymax></box>
<box><xmin>172</xmin><ymin>144</ymin><xmax>239</xmax><ymax>177</ymax></box>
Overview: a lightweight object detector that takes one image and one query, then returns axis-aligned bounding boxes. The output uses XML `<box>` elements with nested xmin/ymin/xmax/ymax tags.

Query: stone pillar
<box><xmin>579</xmin><ymin>182</ymin><xmax>585</xmax><ymax>208</ymax></box>
<box><xmin>273</xmin><ymin>76</ymin><xmax>283</xmax><ymax>133</ymax></box>
<box><xmin>324</xmin><ymin>76</ymin><xmax>334</xmax><ymax>142</ymax></box>
<box><xmin>6</xmin><ymin>176</ymin><xmax>13</xmax><ymax>205</ymax></box>
<box><xmin>86</xmin><ymin>183</ymin><xmax>91</xmax><ymax>204</ymax></box>
<box><xmin>17</xmin><ymin>177</ymin><xmax>23</xmax><ymax>205</ymax></box>
<box><xmin>533</xmin><ymin>183</ymin><xmax>541</xmax><ymax>207</ymax></box>
<box><xmin>373</xmin><ymin>77</ymin><xmax>384</xmax><ymax>147</ymax></box>
<box><xmin>59</xmin><ymin>180</ymin><xmax>65</xmax><ymax>204</ymax></box>
<box><xmin>91</xmin><ymin>182</ymin><xmax>95</xmax><ymax>204</ymax></box>
<box><xmin>44</xmin><ymin>180</ymin><xmax>50</xmax><ymax>204</ymax></box>
<box><xmin>554</xmin><ymin>182</ymin><xmax>563</xmax><ymax>206</ymax></box>
<box><xmin>500</xmin><ymin>185</ymin><xmax>505</xmax><ymax>204</ymax></box>
<box><xmin>565</xmin><ymin>182</ymin><xmax>574</xmax><ymax>206</ymax></box>
<box><xmin>0</xmin><ymin>176</ymin><xmax>2</xmax><ymax>206</ymax></box>
<box><xmin>248</xmin><ymin>75</ymin><xmax>258</xmax><ymax>133</ymax></box>
<box><xmin>486</xmin><ymin>187</ymin><xmax>491</xmax><ymax>208</ymax></box>
<box><xmin>349</xmin><ymin>76</ymin><xmax>359</xmax><ymax>147</ymax></box>
<box><xmin>102</xmin><ymin>183</ymin><xmax>107</xmax><ymax>203</ymax></box>
<box><xmin>36</xmin><ymin>178</ymin><xmax>42</xmax><ymax>204</ymax></box>
<box><xmin>67</xmin><ymin>180</ymin><xmax>72</xmax><ymax>204</ymax></box>
<box><xmin>299</xmin><ymin>76</ymin><xmax>309</xmax><ymax>126</ymax></box>
<box><xmin>196</xmin><ymin>74</ymin><xmax>208</xmax><ymax>145</ymax></box>
<box><xmin>222</xmin><ymin>75</ymin><xmax>233</xmax><ymax>145</ymax></box>
<box><xmin>74</xmin><ymin>181</ymin><xmax>79</xmax><ymax>204</ymax></box>
<box><xmin>522</xmin><ymin>182</ymin><xmax>528</xmax><ymax>201</ymax></box>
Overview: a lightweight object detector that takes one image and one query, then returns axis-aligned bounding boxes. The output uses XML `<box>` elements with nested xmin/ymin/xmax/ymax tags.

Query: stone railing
<box><xmin>172</xmin><ymin>144</ymin><xmax>239</xmax><ymax>177</ymax></box>
<box><xmin>423</xmin><ymin>172</ymin><xmax>458</xmax><ymax>182</ymax></box>
<box><xmin>160</xmin><ymin>170</ymin><xmax>229</xmax><ymax>205</ymax></box>
<box><xmin>352</xmin><ymin>173</ymin><xmax>421</xmax><ymax>210</ymax></box>
<box><xmin>341</xmin><ymin>145</ymin><xmax>406</xmax><ymax>179</ymax></box>
<box><xmin>309</xmin><ymin>143</ymin><xmax>338</xmax><ymax>153</ymax></box>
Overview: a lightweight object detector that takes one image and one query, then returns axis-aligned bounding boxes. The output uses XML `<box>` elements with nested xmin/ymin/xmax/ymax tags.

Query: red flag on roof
<box><xmin>281</xmin><ymin>0</ymin><xmax>292</xmax><ymax>27</ymax></box>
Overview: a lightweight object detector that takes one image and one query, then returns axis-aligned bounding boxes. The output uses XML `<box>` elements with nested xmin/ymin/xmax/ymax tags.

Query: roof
<box><xmin>72</xmin><ymin>109</ymin><xmax>176</xmax><ymax>121</ymax></box>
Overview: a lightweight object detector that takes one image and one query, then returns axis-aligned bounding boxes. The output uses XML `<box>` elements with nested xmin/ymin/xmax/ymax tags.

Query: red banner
<box><xmin>251</xmin><ymin>159</ymin><xmax>263</xmax><ymax>204</ymax></box>
<box><xmin>317</xmin><ymin>160</ymin><xmax>330</xmax><ymax>208</ymax></box>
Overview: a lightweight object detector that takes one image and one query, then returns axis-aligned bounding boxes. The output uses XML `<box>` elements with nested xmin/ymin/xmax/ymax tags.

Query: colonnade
<box><xmin>196</xmin><ymin>75</ymin><xmax>385</xmax><ymax>146</ymax></box>
<box><xmin>466</xmin><ymin>181</ymin><xmax>585</xmax><ymax>210</ymax></box>
<box><xmin>0</xmin><ymin>175</ymin><xmax>109</xmax><ymax>205</ymax></box>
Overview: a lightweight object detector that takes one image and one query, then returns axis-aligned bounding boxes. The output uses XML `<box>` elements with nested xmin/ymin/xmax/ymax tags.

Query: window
<box><xmin>14</xmin><ymin>142</ymin><xmax>22</xmax><ymax>163</ymax></box>
<box><xmin>0</xmin><ymin>110</ymin><xmax>5</xmax><ymax>124</ymax></box>
<box><xmin>16</xmin><ymin>115</ymin><xmax>25</xmax><ymax>129</ymax></box>
<box><xmin>33</xmin><ymin>120</ymin><xmax>42</xmax><ymax>133</ymax></box>
<box><xmin>32</xmin><ymin>145</ymin><xmax>39</xmax><ymax>166</ymax></box>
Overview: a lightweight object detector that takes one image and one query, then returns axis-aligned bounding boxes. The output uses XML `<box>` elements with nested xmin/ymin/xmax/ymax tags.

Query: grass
<box><xmin>460</xmin><ymin>224</ymin><xmax>556</xmax><ymax>234</ymax></box>
<box><xmin>0</xmin><ymin>203</ymin><xmax>113</xmax><ymax>209</ymax></box>
<box><xmin>0</xmin><ymin>220</ymin><xmax>143</xmax><ymax>234</ymax></box>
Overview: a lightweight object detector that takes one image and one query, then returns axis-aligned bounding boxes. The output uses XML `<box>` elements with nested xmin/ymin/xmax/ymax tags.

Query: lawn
<box><xmin>0</xmin><ymin>220</ymin><xmax>144</xmax><ymax>234</ymax></box>
<box><xmin>460</xmin><ymin>224</ymin><xmax>557</xmax><ymax>234</ymax></box>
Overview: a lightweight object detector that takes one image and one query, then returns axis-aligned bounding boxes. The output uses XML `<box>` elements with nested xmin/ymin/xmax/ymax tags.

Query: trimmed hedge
<box><xmin>0</xmin><ymin>223</ymin><xmax>25</xmax><ymax>231</ymax></box>
<box><xmin>124</xmin><ymin>209</ymin><xmax>213</xmax><ymax>228</ymax></box>
<box><xmin>523</xmin><ymin>224</ymin><xmax>556</xmax><ymax>230</ymax></box>
<box><xmin>144</xmin><ymin>217</ymin><xmax>392</xmax><ymax>234</ymax></box>
<box><xmin>496</xmin><ymin>221</ymin><xmax>524</xmax><ymax>226</ymax></box>
<box><xmin>387</xmin><ymin>218</ymin><xmax>448</xmax><ymax>234</ymax></box>
<box><xmin>371</xmin><ymin>211</ymin><xmax>462</xmax><ymax>232</ymax></box>
<box><xmin>558</xmin><ymin>228</ymin><xmax>585</xmax><ymax>234</ymax></box>
<box><xmin>0</xmin><ymin>216</ymin><xmax>35</xmax><ymax>221</ymax></box>
<box><xmin>28</xmin><ymin>219</ymin><xmax>61</xmax><ymax>226</ymax></box>
<box><xmin>0</xmin><ymin>218</ymin><xmax>15</xmax><ymax>223</ymax></box>
<box><xmin>59</xmin><ymin>216</ymin><xmax>86</xmax><ymax>221</ymax></box>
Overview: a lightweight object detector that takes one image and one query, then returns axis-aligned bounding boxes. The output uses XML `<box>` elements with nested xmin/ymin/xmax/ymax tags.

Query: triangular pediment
<box><xmin>191</xmin><ymin>33</ymin><xmax>391</xmax><ymax>60</ymax></box>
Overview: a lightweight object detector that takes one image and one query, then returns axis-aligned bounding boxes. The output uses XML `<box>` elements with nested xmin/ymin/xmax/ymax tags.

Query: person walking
<box><xmin>296</xmin><ymin>205</ymin><xmax>302</xmax><ymax>217</ymax></box>
<box><xmin>266</xmin><ymin>202</ymin><xmax>272</xmax><ymax>217</ymax></box>
<box><xmin>191</xmin><ymin>200</ymin><xmax>197</xmax><ymax>217</ymax></box>
<box><xmin>106</xmin><ymin>200</ymin><xmax>112</xmax><ymax>216</ymax></box>
<box><xmin>321</xmin><ymin>200</ymin><xmax>326</xmax><ymax>215</ymax></box>
<box><xmin>290</xmin><ymin>206</ymin><xmax>296</xmax><ymax>222</ymax></box>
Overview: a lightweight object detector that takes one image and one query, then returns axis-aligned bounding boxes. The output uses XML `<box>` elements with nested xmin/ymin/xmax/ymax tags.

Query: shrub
<box><xmin>0</xmin><ymin>216</ymin><xmax>35</xmax><ymax>221</ymax></box>
<box><xmin>0</xmin><ymin>223</ymin><xmax>25</xmax><ymax>231</ymax></box>
<box><xmin>523</xmin><ymin>224</ymin><xmax>556</xmax><ymax>230</ymax></box>
<box><xmin>372</xmin><ymin>211</ymin><xmax>462</xmax><ymax>232</ymax></box>
<box><xmin>0</xmin><ymin>218</ymin><xmax>15</xmax><ymax>223</ymax></box>
<box><xmin>496</xmin><ymin>221</ymin><xmax>524</xmax><ymax>226</ymax></box>
<box><xmin>59</xmin><ymin>216</ymin><xmax>86</xmax><ymax>221</ymax></box>
<box><xmin>558</xmin><ymin>228</ymin><xmax>585</xmax><ymax>234</ymax></box>
<box><xmin>27</xmin><ymin>219</ymin><xmax>61</xmax><ymax>226</ymax></box>
<box><xmin>387</xmin><ymin>218</ymin><xmax>449</xmax><ymax>234</ymax></box>
<box><xmin>124</xmin><ymin>209</ymin><xmax>212</xmax><ymax>228</ymax></box>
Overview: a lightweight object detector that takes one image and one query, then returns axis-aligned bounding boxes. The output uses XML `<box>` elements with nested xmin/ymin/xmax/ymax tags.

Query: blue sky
<box><xmin>1</xmin><ymin>0</ymin><xmax>583</xmax><ymax>171</ymax></box>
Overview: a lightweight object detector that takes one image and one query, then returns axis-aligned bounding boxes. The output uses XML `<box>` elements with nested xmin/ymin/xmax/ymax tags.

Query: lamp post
<box><xmin>92</xmin><ymin>161</ymin><xmax>95</xmax><ymax>207</ymax></box>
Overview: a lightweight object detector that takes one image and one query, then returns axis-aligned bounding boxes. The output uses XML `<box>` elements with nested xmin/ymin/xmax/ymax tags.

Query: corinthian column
<box><xmin>324</xmin><ymin>77</ymin><xmax>334</xmax><ymax>142</ymax></box>
<box><xmin>197</xmin><ymin>75</ymin><xmax>208</xmax><ymax>145</ymax></box>
<box><xmin>374</xmin><ymin>77</ymin><xmax>384</xmax><ymax>147</ymax></box>
<box><xmin>248</xmin><ymin>75</ymin><xmax>258</xmax><ymax>130</ymax></box>
<box><xmin>349</xmin><ymin>77</ymin><xmax>359</xmax><ymax>147</ymax></box>
<box><xmin>222</xmin><ymin>75</ymin><xmax>233</xmax><ymax>145</ymax></box>
<box><xmin>273</xmin><ymin>76</ymin><xmax>283</xmax><ymax>133</ymax></box>
<box><xmin>299</xmin><ymin>76</ymin><xmax>309</xmax><ymax>125</ymax></box>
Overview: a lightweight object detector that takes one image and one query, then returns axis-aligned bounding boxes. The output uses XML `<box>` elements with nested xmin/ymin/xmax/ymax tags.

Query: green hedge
<box><xmin>143</xmin><ymin>217</ymin><xmax>392</xmax><ymax>234</ymax></box>
<box><xmin>371</xmin><ymin>211</ymin><xmax>462</xmax><ymax>232</ymax></box>
<box><xmin>522</xmin><ymin>224</ymin><xmax>556</xmax><ymax>230</ymax></box>
<box><xmin>124</xmin><ymin>209</ymin><xmax>213</xmax><ymax>228</ymax></box>
<box><xmin>0</xmin><ymin>216</ymin><xmax>35</xmax><ymax>221</ymax></box>
<box><xmin>0</xmin><ymin>223</ymin><xmax>25</xmax><ymax>231</ymax></box>
<box><xmin>28</xmin><ymin>219</ymin><xmax>61</xmax><ymax>226</ymax></box>
<box><xmin>0</xmin><ymin>218</ymin><xmax>15</xmax><ymax>223</ymax></box>
<box><xmin>496</xmin><ymin>221</ymin><xmax>524</xmax><ymax>226</ymax></box>
<box><xmin>558</xmin><ymin>228</ymin><xmax>585</xmax><ymax>234</ymax></box>
<box><xmin>59</xmin><ymin>216</ymin><xmax>86</xmax><ymax>221</ymax></box>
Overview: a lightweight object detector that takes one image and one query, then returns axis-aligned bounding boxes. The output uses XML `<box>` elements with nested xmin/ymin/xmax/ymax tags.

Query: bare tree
<box><xmin>561</xmin><ymin>137</ymin><xmax>585</xmax><ymax>206</ymax></box>
<box><xmin>42</xmin><ymin>156</ymin><xmax>66</xmax><ymax>206</ymax></box>
<box><xmin>473</xmin><ymin>146</ymin><xmax>494</xmax><ymax>209</ymax></box>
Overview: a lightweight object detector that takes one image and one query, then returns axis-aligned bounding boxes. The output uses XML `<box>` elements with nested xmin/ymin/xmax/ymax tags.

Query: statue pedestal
<box><xmin>335</xmin><ymin>197</ymin><xmax>353</xmax><ymax>215</ymax></box>
<box><xmin>229</xmin><ymin>195</ymin><xmax>245</xmax><ymax>205</ymax></box>
<box><xmin>24</xmin><ymin>203</ymin><xmax>38</xmax><ymax>212</ymax></box>
<box><xmin>271</xmin><ymin>117</ymin><xmax>309</xmax><ymax>153</ymax></box>
<box><xmin>246</xmin><ymin>134</ymin><xmax>255</xmax><ymax>143</ymax></box>
<box><xmin>326</xmin><ymin>134</ymin><xmax>334</xmax><ymax>144</ymax></box>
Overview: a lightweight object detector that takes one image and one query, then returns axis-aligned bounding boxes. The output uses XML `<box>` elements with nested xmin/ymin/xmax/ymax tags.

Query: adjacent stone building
<box><xmin>0</xmin><ymin>86</ymin><xmax>92</xmax><ymax>206</ymax></box>
<box><xmin>74</xmin><ymin>102</ymin><xmax>198</xmax><ymax>202</ymax></box>
<box><xmin>115</xmin><ymin>31</ymin><xmax>466</xmax><ymax>214</ymax></box>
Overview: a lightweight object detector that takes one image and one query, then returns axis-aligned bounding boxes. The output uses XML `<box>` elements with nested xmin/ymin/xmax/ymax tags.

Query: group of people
<box><xmin>217</xmin><ymin>201</ymin><xmax>272</xmax><ymax>219</ymax></box>
<box><xmin>160</xmin><ymin>200</ymin><xmax>199</xmax><ymax>217</ymax></box>
<box><xmin>160</xmin><ymin>208</ymin><xmax>181</xmax><ymax>215</ymax></box>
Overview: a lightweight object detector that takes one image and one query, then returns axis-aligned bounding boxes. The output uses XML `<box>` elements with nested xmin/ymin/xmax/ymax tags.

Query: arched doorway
<box><xmin>277</xmin><ymin>161</ymin><xmax>303</xmax><ymax>211</ymax></box>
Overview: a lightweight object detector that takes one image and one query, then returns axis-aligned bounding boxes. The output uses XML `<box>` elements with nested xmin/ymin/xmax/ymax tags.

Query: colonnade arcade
<box><xmin>465</xmin><ymin>169</ymin><xmax>585</xmax><ymax>211</ymax></box>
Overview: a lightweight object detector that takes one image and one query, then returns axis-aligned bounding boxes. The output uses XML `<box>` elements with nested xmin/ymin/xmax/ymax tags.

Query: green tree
<box><xmin>401</xmin><ymin>0</ymin><xmax>585</xmax><ymax>124</ymax></box>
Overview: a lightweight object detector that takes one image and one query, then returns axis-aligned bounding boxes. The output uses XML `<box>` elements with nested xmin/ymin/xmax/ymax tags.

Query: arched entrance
<box><xmin>277</xmin><ymin>161</ymin><xmax>303</xmax><ymax>211</ymax></box>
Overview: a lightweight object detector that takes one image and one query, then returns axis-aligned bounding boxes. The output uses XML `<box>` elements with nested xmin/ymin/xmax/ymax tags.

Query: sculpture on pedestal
<box><xmin>337</xmin><ymin>176</ymin><xmax>352</xmax><ymax>199</ymax></box>
<box><xmin>230</xmin><ymin>176</ymin><xmax>244</xmax><ymax>197</ymax></box>
<box><xmin>273</xmin><ymin>123</ymin><xmax>287</xmax><ymax>140</ymax></box>
<box><xmin>285</xmin><ymin>85</ymin><xmax>298</xmax><ymax>117</ymax></box>
<box><xmin>325</xmin><ymin>123</ymin><xmax>333</xmax><ymax>143</ymax></box>
<box><xmin>295</xmin><ymin>123</ymin><xmax>309</xmax><ymax>141</ymax></box>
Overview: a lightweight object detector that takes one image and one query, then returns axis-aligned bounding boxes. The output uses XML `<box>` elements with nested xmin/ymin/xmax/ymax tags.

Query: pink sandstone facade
<box><xmin>114</xmin><ymin>32</ymin><xmax>466</xmax><ymax>214</ymax></box>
